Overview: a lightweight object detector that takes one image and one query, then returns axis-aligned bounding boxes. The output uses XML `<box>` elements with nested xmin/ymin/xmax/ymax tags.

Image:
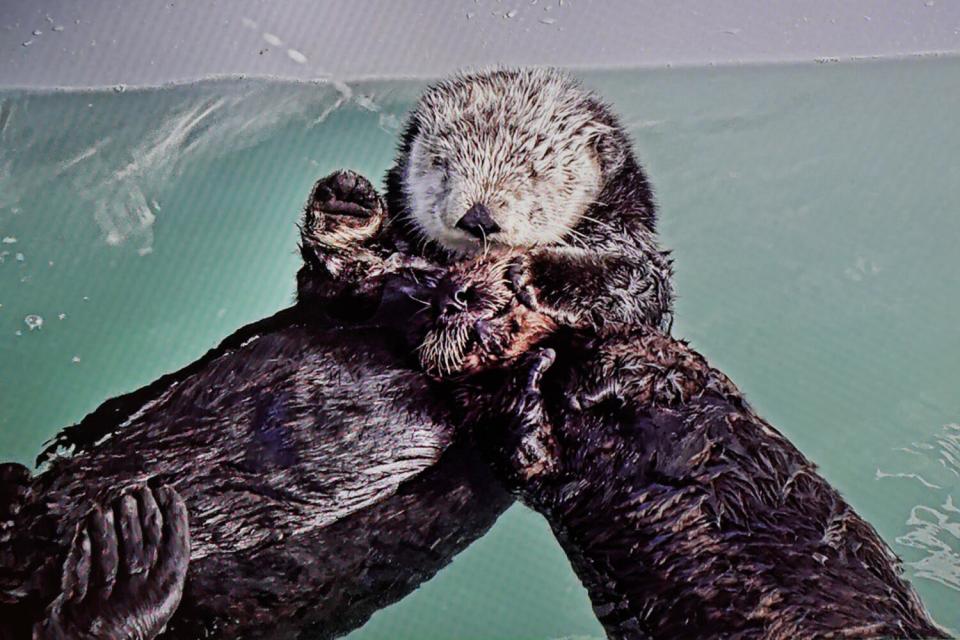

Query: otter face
<box><xmin>400</xmin><ymin>68</ymin><xmax>623</xmax><ymax>255</ymax></box>
<box><xmin>417</xmin><ymin>252</ymin><xmax>556</xmax><ymax>376</ymax></box>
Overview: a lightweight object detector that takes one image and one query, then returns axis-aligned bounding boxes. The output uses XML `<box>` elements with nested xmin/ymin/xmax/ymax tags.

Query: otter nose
<box><xmin>455</xmin><ymin>204</ymin><xmax>500</xmax><ymax>239</ymax></box>
<box><xmin>434</xmin><ymin>278</ymin><xmax>472</xmax><ymax>316</ymax></box>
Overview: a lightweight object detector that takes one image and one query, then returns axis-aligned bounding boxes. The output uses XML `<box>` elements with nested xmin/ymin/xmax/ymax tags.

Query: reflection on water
<box><xmin>2</xmin><ymin>59</ymin><xmax>960</xmax><ymax>638</ymax></box>
<box><xmin>883</xmin><ymin>424</ymin><xmax>960</xmax><ymax>603</ymax></box>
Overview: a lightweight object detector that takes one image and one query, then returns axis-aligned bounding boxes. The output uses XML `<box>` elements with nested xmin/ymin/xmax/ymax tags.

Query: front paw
<box><xmin>495</xmin><ymin>348</ymin><xmax>559</xmax><ymax>488</ymax></box>
<box><xmin>506</xmin><ymin>255</ymin><xmax>539</xmax><ymax>311</ymax></box>
<box><xmin>301</xmin><ymin>170</ymin><xmax>384</xmax><ymax>255</ymax></box>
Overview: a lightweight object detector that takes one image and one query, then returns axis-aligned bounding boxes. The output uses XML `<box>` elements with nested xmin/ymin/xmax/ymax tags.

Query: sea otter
<box><xmin>297</xmin><ymin>67</ymin><xmax>675</xmax><ymax>375</ymax></box>
<box><xmin>386</xmin><ymin>259</ymin><xmax>943</xmax><ymax>638</ymax></box>
<box><xmin>464</xmin><ymin>329</ymin><xmax>948</xmax><ymax>639</ymax></box>
<box><xmin>0</xmin><ymin>252</ymin><xmax>523</xmax><ymax>637</ymax></box>
<box><xmin>306</xmin><ymin>67</ymin><xmax>945</xmax><ymax>637</ymax></box>
<box><xmin>3</xmin><ymin>66</ymin><xmax>644</xmax><ymax>638</ymax></box>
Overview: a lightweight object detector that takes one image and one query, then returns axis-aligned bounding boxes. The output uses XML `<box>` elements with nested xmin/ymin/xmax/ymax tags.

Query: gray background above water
<box><xmin>2</xmin><ymin>0</ymin><xmax>960</xmax><ymax>88</ymax></box>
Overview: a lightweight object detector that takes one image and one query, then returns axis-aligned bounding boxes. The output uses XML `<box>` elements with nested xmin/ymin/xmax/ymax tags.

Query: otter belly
<box><xmin>7</xmin><ymin>313</ymin><xmax>510</xmax><ymax>639</ymax></box>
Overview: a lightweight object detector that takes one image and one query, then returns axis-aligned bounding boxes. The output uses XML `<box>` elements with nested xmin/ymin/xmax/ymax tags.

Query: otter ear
<box><xmin>587</xmin><ymin>123</ymin><xmax>627</xmax><ymax>178</ymax></box>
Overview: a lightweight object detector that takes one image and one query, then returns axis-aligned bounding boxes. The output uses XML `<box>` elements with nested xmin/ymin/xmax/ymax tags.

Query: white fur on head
<box><xmin>401</xmin><ymin>67</ymin><xmax>619</xmax><ymax>255</ymax></box>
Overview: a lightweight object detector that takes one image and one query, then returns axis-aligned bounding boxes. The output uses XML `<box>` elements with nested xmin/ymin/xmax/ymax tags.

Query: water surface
<box><xmin>2</xmin><ymin>58</ymin><xmax>958</xmax><ymax>637</ymax></box>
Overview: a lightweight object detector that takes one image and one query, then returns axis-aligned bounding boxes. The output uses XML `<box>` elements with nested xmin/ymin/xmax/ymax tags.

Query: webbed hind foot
<box><xmin>34</xmin><ymin>484</ymin><xmax>190</xmax><ymax>640</ymax></box>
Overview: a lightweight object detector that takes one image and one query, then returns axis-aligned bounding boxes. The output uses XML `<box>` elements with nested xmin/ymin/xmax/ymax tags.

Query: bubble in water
<box><xmin>15</xmin><ymin>253</ymin><xmax>24</xmax><ymax>262</ymax></box>
<box><xmin>53</xmin><ymin>25</ymin><xmax>64</xmax><ymax>32</ymax></box>
<box><xmin>58</xmin><ymin>313</ymin><xmax>66</xmax><ymax>320</ymax></box>
<box><xmin>32</xmin><ymin>29</ymin><xmax>42</xmax><ymax>36</ymax></box>
<box><xmin>539</xmin><ymin>17</ymin><xmax>556</xmax><ymax>24</ymax></box>
<box><xmin>71</xmin><ymin>355</ymin><xmax>81</xmax><ymax>364</ymax></box>
<box><xmin>1</xmin><ymin>237</ymin><xmax>16</xmax><ymax>244</ymax></box>
<box><xmin>22</xmin><ymin>40</ymin><xmax>33</xmax><ymax>47</ymax></box>
<box><xmin>24</xmin><ymin>314</ymin><xmax>43</xmax><ymax>331</ymax></box>
<box><xmin>114</xmin><ymin>84</ymin><xmax>127</xmax><ymax>93</ymax></box>
<box><xmin>504</xmin><ymin>10</ymin><xmax>517</xmax><ymax>18</ymax></box>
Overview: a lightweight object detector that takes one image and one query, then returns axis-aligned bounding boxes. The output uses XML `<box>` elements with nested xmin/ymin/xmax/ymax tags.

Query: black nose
<box><xmin>455</xmin><ymin>204</ymin><xmax>500</xmax><ymax>239</ymax></box>
<box><xmin>434</xmin><ymin>278</ymin><xmax>472</xmax><ymax>316</ymax></box>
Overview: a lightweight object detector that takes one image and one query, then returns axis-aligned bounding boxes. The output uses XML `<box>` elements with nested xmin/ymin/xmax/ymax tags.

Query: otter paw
<box><xmin>34</xmin><ymin>484</ymin><xmax>190</xmax><ymax>640</ymax></box>
<box><xmin>302</xmin><ymin>170</ymin><xmax>384</xmax><ymax>253</ymax></box>
<box><xmin>499</xmin><ymin>348</ymin><xmax>559</xmax><ymax>487</ymax></box>
<box><xmin>506</xmin><ymin>255</ymin><xmax>539</xmax><ymax>311</ymax></box>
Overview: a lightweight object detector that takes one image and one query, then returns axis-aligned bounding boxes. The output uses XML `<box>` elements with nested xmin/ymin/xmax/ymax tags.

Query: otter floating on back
<box><xmin>3</xmin><ymin>66</ymin><xmax>944</xmax><ymax>640</ymax></box>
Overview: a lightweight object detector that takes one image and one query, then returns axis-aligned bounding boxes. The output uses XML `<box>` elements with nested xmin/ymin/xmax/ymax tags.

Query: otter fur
<box><xmin>0</xmin><ymin>193</ymin><xmax>512</xmax><ymax>639</ymax></box>
<box><xmin>307</xmin><ymin>67</ymin><xmax>945</xmax><ymax>637</ymax></box>
<box><xmin>298</xmin><ymin>68</ymin><xmax>675</xmax><ymax>377</ymax></box>
<box><xmin>466</xmin><ymin>330</ymin><xmax>947</xmax><ymax>639</ymax></box>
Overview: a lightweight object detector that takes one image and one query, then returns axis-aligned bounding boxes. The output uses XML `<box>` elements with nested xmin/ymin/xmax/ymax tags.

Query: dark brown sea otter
<box><xmin>0</xmin><ymin>216</ymin><xmax>519</xmax><ymax>638</ymax></box>
<box><xmin>472</xmin><ymin>330</ymin><xmax>948</xmax><ymax>639</ymax></box>
<box><xmin>407</xmin><ymin>261</ymin><xmax>948</xmax><ymax>639</ymax></box>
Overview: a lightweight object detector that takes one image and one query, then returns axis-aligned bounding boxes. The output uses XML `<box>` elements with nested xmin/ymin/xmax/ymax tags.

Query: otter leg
<box><xmin>33</xmin><ymin>485</ymin><xmax>190</xmax><ymax>640</ymax></box>
<box><xmin>1</xmin><ymin>462</ymin><xmax>33</xmax><ymax>544</ymax></box>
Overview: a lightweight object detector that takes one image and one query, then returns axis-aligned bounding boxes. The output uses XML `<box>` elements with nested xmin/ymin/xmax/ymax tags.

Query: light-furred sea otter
<box><xmin>297</xmin><ymin>67</ymin><xmax>675</xmax><ymax>375</ymax></box>
<box><xmin>314</xmin><ymin>67</ymin><xmax>947</xmax><ymax>638</ymax></box>
<box><xmin>1</xmin><ymin>65</ymin><xmax>645</xmax><ymax>640</ymax></box>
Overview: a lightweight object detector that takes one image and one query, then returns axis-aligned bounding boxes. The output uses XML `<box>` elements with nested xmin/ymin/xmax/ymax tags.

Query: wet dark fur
<box><xmin>468</xmin><ymin>328</ymin><xmax>947</xmax><ymax>639</ymax></box>
<box><xmin>0</xmin><ymin>303</ymin><xmax>510</xmax><ymax>639</ymax></box>
<box><xmin>3</xmin><ymin>67</ymin><xmax>942</xmax><ymax>640</ymax></box>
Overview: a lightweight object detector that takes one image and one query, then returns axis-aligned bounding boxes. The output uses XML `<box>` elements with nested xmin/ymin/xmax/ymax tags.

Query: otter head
<box><xmin>394</xmin><ymin>68</ymin><xmax>628</xmax><ymax>256</ymax></box>
<box><xmin>417</xmin><ymin>252</ymin><xmax>556</xmax><ymax>377</ymax></box>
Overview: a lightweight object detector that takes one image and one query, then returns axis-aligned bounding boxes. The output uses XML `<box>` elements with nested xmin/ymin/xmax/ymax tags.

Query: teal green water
<box><xmin>2</xmin><ymin>59</ymin><xmax>959</xmax><ymax>638</ymax></box>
